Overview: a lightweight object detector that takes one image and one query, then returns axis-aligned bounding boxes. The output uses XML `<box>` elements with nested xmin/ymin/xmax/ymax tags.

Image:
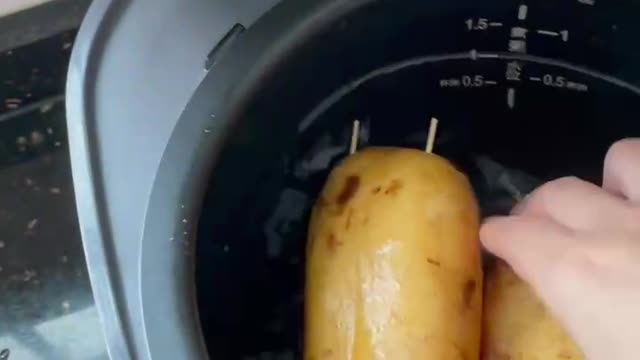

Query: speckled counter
<box><xmin>0</xmin><ymin>30</ymin><xmax>108</xmax><ymax>360</ymax></box>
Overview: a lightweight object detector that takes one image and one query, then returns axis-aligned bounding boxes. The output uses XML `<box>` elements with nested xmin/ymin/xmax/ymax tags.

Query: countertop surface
<box><xmin>0</xmin><ymin>28</ymin><xmax>108</xmax><ymax>360</ymax></box>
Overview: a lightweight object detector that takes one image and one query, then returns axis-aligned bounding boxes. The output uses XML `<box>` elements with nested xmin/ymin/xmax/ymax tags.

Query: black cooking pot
<box><xmin>70</xmin><ymin>0</ymin><xmax>640</xmax><ymax>359</ymax></box>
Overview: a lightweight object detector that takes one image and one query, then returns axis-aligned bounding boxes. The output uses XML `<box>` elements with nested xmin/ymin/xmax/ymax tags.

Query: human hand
<box><xmin>481</xmin><ymin>139</ymin><xmax>640</xmax><ymax>360</ymax></box>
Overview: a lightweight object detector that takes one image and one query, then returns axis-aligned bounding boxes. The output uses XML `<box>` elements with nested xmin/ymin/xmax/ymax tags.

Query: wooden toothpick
<box><xmin>426</xmin><ymin>117</ymin><xmax>439</xmax><ymax>153</ymax></box>
<box><xmin>350</xmin><ymin>119</ymin><xmax>360</xmax><ymax>155</ymax></box>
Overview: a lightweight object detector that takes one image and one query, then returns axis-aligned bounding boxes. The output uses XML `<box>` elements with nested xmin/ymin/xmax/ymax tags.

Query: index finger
<box><xmin>603</xmin><ymin>138</ymin><xmax>640</xmax><ymax>203</ymax></box>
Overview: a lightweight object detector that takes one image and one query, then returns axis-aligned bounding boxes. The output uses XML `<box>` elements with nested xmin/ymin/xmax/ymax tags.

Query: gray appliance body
<box><xmin>67</xmin><ymin>1</ymin><xmax>279</xmax><ymax>359</ymax></box>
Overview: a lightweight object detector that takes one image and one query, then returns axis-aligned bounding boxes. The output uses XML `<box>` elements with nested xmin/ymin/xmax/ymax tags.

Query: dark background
<box><xmin>0</xmin><ymin>1</ymin><xmax>108</xmax><ymax>359</ymax></box>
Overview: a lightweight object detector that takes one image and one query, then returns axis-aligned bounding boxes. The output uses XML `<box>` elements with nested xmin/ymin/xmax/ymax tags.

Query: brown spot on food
<box><xmin>362</xmin><ymin>216</ymin><xmax>369</xmax><ymax>225</ymax></box>
<box><xmin>557</xmin><ymin>351</ymin><xmax>573</xmax><ymax>359</ymax></box>
<box><xmin>326</xmin><ymin>233</ymin><xmax>343</xmax><ymax>252</ymax></box>
<box><xmin>321</xmin><ymin>349</ymin><xmax>334</xmax><ymax>358</ymax></box>
<box><xmin>337</xmin><ymin>175</ymin><xmax>360</xmax><ymax>206</ymax></box>
<box><xmin>345</xmin><ymin>209</ymin><xmax>354</xmax><ymax>229</ymax></box>
<box><xmin>427</xmin><ymin>258</ymin><xmax>441</xmax><ymax>267</ymax></box>
<box><xmin>372</xmin><ymin>186</ymin><xmax>382</xmax><ymax>194</ymax></box>
<box><xmin>384</xmin><ymin>179</ymin><xmax>403</xmax><ymax>195</ymax></box>
<box><xmin>462</xmin><ymin>279</ymin><xmax>477</xmax><ymax>309</ymax></box>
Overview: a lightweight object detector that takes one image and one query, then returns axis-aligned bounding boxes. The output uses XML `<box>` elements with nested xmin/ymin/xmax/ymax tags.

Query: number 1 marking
<box><xmin>537</xmin><ymin>29</ymin><xmax>560</xmax><ymax>37</ymax></box>
<box><xmin>537</xmin><ymin>29</ymin><xmax>569</xmax><ymax>42</ymax></box>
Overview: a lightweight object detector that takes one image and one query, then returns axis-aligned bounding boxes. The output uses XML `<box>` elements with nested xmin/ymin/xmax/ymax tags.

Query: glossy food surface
<box><xmin>482</xmin><ymin>261</ymin><xmax>584</xmax><ymax>360</ymax></box>
<box><xmin>305</xmin><ymin>147</ymin><xmax>482</xmax><ymax>360</ymax></box>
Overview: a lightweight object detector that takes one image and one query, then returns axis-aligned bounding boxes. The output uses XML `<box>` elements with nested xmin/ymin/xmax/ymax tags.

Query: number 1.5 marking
<box><xmin>466</xmin><ymin>18</ymin><xmax>503</xmax><ymax>31</ymax></box>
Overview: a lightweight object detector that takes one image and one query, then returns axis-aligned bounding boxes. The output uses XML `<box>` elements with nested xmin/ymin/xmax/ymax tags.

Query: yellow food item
<box><xmin>304</xmin><ymin>147</ymin><xmax>482</xmax><ymax>360</ymax></box>
<box><xmin>482</xmin><ymin>261</ymin><xmax>584</xmax><ymax>360</ymax></box>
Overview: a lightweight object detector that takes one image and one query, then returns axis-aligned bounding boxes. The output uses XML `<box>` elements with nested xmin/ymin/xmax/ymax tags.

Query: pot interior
<box><xmin>195</xmin><ymin>0</ymin><xmax>640</xmax><ymax>357</ymax></box>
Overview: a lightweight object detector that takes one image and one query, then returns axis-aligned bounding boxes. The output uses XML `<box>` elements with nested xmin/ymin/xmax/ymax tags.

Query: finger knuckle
<box><xmin>606</xmin><ymin>138</ymin><xmax>640</xmax><ymax>165</ymax></box>
<box><xmin>531</xmin><ymin>177</ymin><xmax>582</xmax><ymax>203</ymax></box>
<box><xmin>555</xmin><ymin>249</ymin><xmax>594</xmax><ymax>282</ymax></box>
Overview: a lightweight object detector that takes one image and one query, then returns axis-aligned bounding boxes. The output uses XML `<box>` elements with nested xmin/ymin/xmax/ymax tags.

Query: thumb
<box><xmin>480</xmin><ymin>215</ymin><xmax>574</xmax><ymax>291</ymax></box>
